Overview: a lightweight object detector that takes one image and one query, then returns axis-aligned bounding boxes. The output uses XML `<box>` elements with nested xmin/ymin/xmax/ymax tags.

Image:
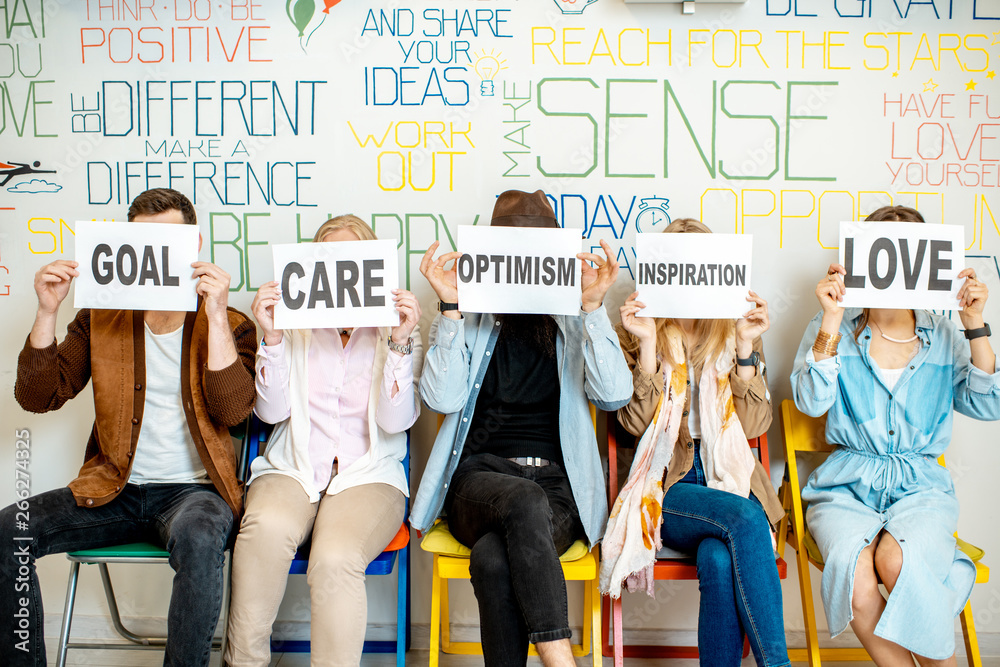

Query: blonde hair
<box><xmin>312</xmin><ymin>214</ymin><xmax>377</xmax><ymax>243</ymax></box>
<box><xmin>618</xmin><ymin>218</ymin><xmax>736</xmax><ymax>374</ymax></box>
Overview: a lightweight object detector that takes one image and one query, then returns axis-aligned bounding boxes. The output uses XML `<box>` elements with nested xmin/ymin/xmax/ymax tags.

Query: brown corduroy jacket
<box><xmin>15</xmin><ymin>304</ymin><xmax>257</xmax><ymax>517</ymax></box>
<box><xmin>615</xmin><ymin>329</ymin><xmax>784</xmax><ymax>527</ymax></box>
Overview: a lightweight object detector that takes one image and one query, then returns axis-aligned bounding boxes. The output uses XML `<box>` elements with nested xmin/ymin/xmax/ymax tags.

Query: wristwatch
<box><xmin>965</xmin><ymin>323</ymin><xmax>991</xmax><ymax>340</ymax></box>
<box><xmin>438</xmin><ymin>301</ymin><xmax>459</xmax><ymax>312</ymax></box>
<box><xmin>387</xmin><ymin>336</ymin><xmax>414</xmax><ymax>355</ymax></box>
<box><xmin>735</xmin><ymin>350</ymin><xmax>760</xmax><ymax>367</ymax></box>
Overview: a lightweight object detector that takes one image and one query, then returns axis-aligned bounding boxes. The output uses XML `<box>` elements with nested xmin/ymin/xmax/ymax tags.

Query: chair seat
<box><xmin>420</xmin><ymin>520</ymin><xmax>590</xmax><ymax>562</ymax></box>
<box><xmin>67</xmin><ymin>542</ymin><xmax>170</xmax><ymax>562</ymax></box>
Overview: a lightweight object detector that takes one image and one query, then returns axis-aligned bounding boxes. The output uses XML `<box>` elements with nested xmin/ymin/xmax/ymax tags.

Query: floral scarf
<box><xmin>599</xmin><ymin>329</ymin><xmax>755</xmax><ymax>597</ymax></box>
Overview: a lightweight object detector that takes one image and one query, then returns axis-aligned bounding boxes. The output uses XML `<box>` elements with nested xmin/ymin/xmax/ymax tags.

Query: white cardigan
<box><xmin>248</xmin><ymin>325</ymin><xmax>423</xmax><ymax>502</ymax></box>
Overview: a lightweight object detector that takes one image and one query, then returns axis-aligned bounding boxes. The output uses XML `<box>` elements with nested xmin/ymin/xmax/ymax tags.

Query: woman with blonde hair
<box><xmin>602</xmin><ymin>218</ymin><xmax>789</xmax><ymax>667</ymax></box>
<box><xmin>225</xmin><ymin>215</ymin><xmax>424</xmax><ymax>666</ymax></box>
<box><xmin>791</xmin><ymin>205</ymin><xmax>1000</xmax><ymax>666</ymax></box>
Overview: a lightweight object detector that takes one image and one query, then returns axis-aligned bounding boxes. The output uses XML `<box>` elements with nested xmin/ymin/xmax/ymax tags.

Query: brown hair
<box><xmin>128</xmin><ymin>188</ymin><xmax>196</xmax><ymax>225</ymax></box>
<box><xmin>618</xmin><ymin>218</ymin><xmax>736</xmax><ymax>374</ymax></box>
<box><xmin>852</xmin><ymin>206</ymin><xmax>926</xmax><ymax>340</ymax></box>
<box><xmin>312</xmin><ymin>214</ymin><xmax>377</xmax><ymax>242</ymax></box>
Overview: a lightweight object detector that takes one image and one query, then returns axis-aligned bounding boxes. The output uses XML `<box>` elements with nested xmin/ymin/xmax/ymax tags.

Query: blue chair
<box><xmin>243</xmin><ymin>414</ymin><xmax>411</xmax><ymax>665</ymax></box>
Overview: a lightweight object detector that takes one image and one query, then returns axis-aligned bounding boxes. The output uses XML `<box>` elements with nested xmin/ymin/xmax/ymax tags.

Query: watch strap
<box><xmin>387</xmin><ymin>336</ymin><xmax>413</xmax><ymax>355</ymax></box>
<box><xmin>438</xmin><ymin>301</ymin><xmax>459</xmax><ymax>312</ymax></box>
<box><xmin>735</xmin><ymin>350</ymin><xmax>759</xmax><ymax>367</ymax></box>
<box><xmin>965</xmin><ymin>323</ymin><xmax>991</xmax><ymax>340</ymax></box>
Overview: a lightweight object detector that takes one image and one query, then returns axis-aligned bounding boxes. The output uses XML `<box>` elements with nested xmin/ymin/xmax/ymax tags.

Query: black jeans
<box><xmin>445</xmin><ymin>453</ymin><xmax>585</xmax><ymax>667</ymax></box>
<box><xmin>0</xmin><ymin>483</ymin><xmax>234</xmax><ymax>667</ymax></box>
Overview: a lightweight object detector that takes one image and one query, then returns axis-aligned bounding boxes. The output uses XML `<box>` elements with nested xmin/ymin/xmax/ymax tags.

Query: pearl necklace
<box><xmin>871</xmin><ymin>320</ymin><xmax>918</xmax><ymax>344</ymax></box>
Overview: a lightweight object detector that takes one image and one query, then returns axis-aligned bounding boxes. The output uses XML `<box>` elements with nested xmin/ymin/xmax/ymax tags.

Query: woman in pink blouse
<box><xmin>225</xmin><ymin>215</ymin><xmax>423</xmax><ymax>667</ymax></box>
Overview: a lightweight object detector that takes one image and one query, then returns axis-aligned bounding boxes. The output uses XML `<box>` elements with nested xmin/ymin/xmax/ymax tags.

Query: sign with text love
<box><xmin>74</xmin><ymin>221</ymin><xmax>199</xmax><ymax>311</ymax></box>
<box><xmin>456</xmin><ymin>226</ymin><xmax>582</xmax><ymax>316</ymax></box>
<box><xmin>272</xmin><ymin>239</ymin><xmax>399</xmax><ymax>330</ymax></box>
<box><xmin>635</xmin><ymin>233</ymin><xmax>753</xmax><ymax>319</ymax></box>
<box><xmin>839</xmin><ymin>221</ymin><xmax>964</xmax><ymax>310</ymax></box>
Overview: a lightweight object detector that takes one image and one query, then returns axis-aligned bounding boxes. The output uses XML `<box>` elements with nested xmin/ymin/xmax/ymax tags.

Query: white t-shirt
<box><xmin>688</xmin><ymin>373</ymin><xmax>701</xmax><ymax>440</ymax></box>
<box><xmin>129</xmin><ymin>323</ymin><xmax>209</xmax><ymax>484</ymax></box>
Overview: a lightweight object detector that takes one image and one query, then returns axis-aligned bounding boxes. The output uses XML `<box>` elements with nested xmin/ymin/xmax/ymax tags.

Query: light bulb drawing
<box><xmin>472</xmin><ymin>49</ymin><xmax>508</xmax><ymax>96</ymax></box>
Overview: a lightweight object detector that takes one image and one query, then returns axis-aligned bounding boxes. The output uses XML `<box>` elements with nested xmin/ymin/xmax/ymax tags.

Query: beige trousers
<box><xmin>224</xmin><ymin>474</ymin><xmax>405</xmax><ymax>667</ymax></box>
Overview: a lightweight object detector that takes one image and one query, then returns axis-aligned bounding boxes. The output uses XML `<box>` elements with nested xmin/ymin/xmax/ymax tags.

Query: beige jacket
<box><xmin>615</xmin><ymin>330</ymin><xmax>784</xmax><ymax>526</ymax></box>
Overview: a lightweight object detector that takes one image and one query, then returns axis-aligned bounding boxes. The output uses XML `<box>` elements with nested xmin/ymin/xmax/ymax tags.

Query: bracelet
<box><xmin>387</xmin><ymin>336</ymin><xmax>413</xmax><ymax>355</ymax></box>
<box><xmin>812</xmin><ymin>329</ymin><xmax>842</xmax><ymax>357</ymax></box>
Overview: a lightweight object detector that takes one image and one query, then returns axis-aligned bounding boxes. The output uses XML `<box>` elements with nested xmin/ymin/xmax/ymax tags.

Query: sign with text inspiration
<box><xmin>74</xmin><ymin>221</ymin><xmax>199</xmax><ymax>312</ymax></box>
<box><xmin>272</xmin><ymin>240</ymin><xmax>399</xmax><ymax>330</ymax></box>
<box><xmin>456</xmin><ymin>226</ymin><xmax>582</xmax><ymax>316</ymax></box>
<box><xmin>636</xmin><ymin>233</ymin><xmax>753</xmax><ymax>319</ymax></box>
<box><xmin>839</xmin><ymin>222</ymin><xmax>964</xmax><ymax>310</ymax></box>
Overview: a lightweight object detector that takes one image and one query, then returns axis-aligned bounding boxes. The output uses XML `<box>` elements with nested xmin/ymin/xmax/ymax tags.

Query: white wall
<box><xmin>3</xmin><ymin>0</ymin><xmax>1000</xmax><ymax>650</ymax></box>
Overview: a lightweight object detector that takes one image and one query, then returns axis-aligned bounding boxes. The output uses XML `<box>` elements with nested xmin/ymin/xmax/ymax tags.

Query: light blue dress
<box><xmin>791</xmin><ymin>309</ymin><xmax>1000</xmax><ymax>659</ymax></box>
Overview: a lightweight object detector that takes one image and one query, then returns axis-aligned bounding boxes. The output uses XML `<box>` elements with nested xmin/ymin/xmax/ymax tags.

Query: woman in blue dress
<box><xmin>791</xmin><ymin>205</ymin><xmax>1000</xmax><ymax>665</ymax></box>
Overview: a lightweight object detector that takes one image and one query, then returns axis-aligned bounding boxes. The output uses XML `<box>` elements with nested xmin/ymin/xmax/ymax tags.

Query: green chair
<box><xmin>54</xmin><ymin>419</ymin><xmax>251</xmax><ymax>667</ymax></box>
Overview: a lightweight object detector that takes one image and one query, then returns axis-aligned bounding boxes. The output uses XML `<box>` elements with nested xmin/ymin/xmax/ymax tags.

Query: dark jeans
<box><xmin>445</xmin><ymin>453</ymin><xmax>585</xmax><ymax>667</ymax></box>
<box><xmin>664</xmin><ymin>444</ymin><xmax>789</xmax><ymax>667</ymax></box>
<box><xmin>0</xmin><ymin>483</ymin><xmax>235</xmax><ymax>667</ymax></box>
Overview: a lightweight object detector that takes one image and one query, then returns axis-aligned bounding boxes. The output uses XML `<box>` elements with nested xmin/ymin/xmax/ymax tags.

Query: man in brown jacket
<box><xmin>0</xmin><ymin>188</ymin><xmax>256</xmax><ymax>667</ymax></box>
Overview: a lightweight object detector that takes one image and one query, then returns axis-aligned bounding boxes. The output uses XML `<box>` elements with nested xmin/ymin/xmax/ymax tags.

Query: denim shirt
<box><xmin>792</xmin><ymin>308</ymin><xmax>1000</xmax><ymax>462</ymax></box>
<box><xmin>411</xmin><ymin>307</ymin><xmax>633</xmax><ymax>545</ymax></box>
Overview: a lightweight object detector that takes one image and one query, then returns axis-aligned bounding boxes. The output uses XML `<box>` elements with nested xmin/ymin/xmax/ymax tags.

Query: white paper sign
<box><xmin>839</xmin><ymin>221</ymin><xmax>964</xmax><ymax>309</ymax></box>
<box><xmin>456</xmin><ymin>226</ymin><xmax>582</xmax><ymax>315</ymax></box>
<box><xmin>272</xmin><ymin>239</ymin><xmax>400</xmax><ymax>330</ymax></box>
<box><xmin>635</xmin><ymin>233</ymin><xmax>753</xmax><ymax>319</ymax></box>
<box><xmin>74</xmin><ymin>221</ymin><xmax>199</xmax><ymax>311</ymax></box>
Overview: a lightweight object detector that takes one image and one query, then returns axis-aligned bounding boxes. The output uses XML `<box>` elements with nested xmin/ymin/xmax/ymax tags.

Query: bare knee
<box><xmin>850</xmin><ymin>544</ymin><xmax>884</xmax><ymax>617</ymax></box>
<box><xmin>873</xmin><ymin>534</ymin><xmax>903</xmax><ymax>591</ymax></box>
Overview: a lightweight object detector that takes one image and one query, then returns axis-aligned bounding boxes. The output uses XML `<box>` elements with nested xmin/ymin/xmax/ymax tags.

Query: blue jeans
<box><xmin>0</xmin><ymin>484</ymin><xmax>234</xmax><ymax>667</ymax></box>
<box><xmin>445</xmin><ymin>453</ymin><xmax>584</xmax><ymax>667</ymax></box>
<box><xmin>663</xmin><ymin>445</ymin><xmax>789</xmax><ymax>667</ymax></box>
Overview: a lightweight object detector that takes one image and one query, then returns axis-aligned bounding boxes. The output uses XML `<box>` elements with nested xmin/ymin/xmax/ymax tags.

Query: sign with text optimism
<box><xmin>272</xmin><ymin>240</ymin><xmax>400</xmax><ymax>330</ymax></box>
<box><xmin>456</xmin><ymin>226</ymin><xmax>582</xmax><ymax>316</ymax></box>
<box><xmin>74</xmin><ymin>221</ymin><xmax>199</xmax><ymax>311</ymax></box>
<box><xmin>839</xmin><ymin>222</ymin><xmax>964</xmax><ymax>310</ymax></box>
<box><xmin>636</xmin><ymin>233</ymin><xmax>753</xmax><ymax>319</ymax></box>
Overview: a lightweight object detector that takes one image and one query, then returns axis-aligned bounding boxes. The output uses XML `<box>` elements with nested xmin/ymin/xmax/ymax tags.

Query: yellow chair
<box><xmin>777</xmin><ymin>399</ymin><xmax>989</xmax><ymax>667</ymax></box>
<box><xmin>421</xmin><ymin>406</ymin><xmax>602</xmax><ymax>667</ymax></box>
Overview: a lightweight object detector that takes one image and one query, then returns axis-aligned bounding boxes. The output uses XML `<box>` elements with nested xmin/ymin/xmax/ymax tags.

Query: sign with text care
<box><xmin>74</xmin><ymin>221</ymin><xmax>199</xmax><ymax>312</ymax></box>
<box><xmin>456</xmin><ymin>226</ymin><xmax>582</xmax><ymax>316</ymax></box>
<box><xmin>272</xmin><ymin>239</ymin><xmax>399</xmax><ymax>330</ymax></box>
<box><xmin>838</xmin><ymin>222</ymin><xmax>964</xmax><ymax>310</ymax></box>
<box><xmin>635</xmin><ymin>233</ymin><xmax>753</xmax><ymax>319</ymax></box>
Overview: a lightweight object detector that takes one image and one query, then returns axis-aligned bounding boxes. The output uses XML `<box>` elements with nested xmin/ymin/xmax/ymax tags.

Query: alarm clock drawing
<box><xmin>635</xmin><ymin>197</ymin><xmax>672</xmax><ymax>233</ymax></box>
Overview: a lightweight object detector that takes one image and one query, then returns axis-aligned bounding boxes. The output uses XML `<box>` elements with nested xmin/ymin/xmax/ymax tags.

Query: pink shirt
<box><xmin>255</xmin><ymin>328</ymin><xmax>415</xmax><ymax>495</ymax></box>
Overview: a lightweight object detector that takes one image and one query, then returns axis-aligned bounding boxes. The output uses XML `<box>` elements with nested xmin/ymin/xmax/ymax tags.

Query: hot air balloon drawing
<box><xmin>287</xmin><ymin>0</ymin><xmax>343</xmax><ymax>52</ymax></box>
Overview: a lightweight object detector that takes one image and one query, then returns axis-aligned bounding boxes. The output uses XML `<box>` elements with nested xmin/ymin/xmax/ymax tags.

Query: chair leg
<box><xmin>218</xmin><ymin>550</ymin><xmax>232</xmax><ymax>657</ymax></box>
<box><xmin>589</xmin><ymin>578</ymin><xmax>601</xmax><ymax>667</ymax></box>
<box><xmin>429</xmin><ymin>557</ymin><xmax>441</xmax><ymax>667</ymax></box>
<box><xmin>795</xmin><ymin>553</ymin><xmax>822</xmax><ymax>667</ymax></box>
<box><xmin>99</xmin><ymin>563</ymin><xmax>167</xmax><ymax>645</ymax></box>
<box><xmin>613</xmin><ymin>596</ymin><xmax>624</xmax><ymax>667</ymax></box>
<box><xmin>960</xmin><ymin>599</ymin><xmax>982</xmax><ymax>667</ymax></box>
<box><xmin>440</xmin><ymin>576</ymin><xmax>452</xmax><ymax>651</ymax></box>
<box><xmin>56</xmin><ymin>562</ymin><xmax>81</xmax><ymax>667</ymax></box>
<box><xmin>395</xmin><ymin>545</ymin><xmax>408</xmax><ymax>667</ymax></box>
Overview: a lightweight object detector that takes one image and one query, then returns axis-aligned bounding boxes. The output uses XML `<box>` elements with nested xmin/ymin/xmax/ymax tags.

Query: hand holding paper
<box><xmin>252</xmin><ymin>281</ymin><xmax>283</xmax><ymax>346</ymax></box>
<box><xmin>391</xmin><ymin>289</ymin><xmax>422</xmax><ymax>344</ymax></box>
<box><xmin>34</xmin><ymin>260</ymin><xmax>80</xmax><ymax>316</ymax></box>
<box><xmin>419</xmin><ymin>240</ymin><xmax>460</xmax><ymax>306</ymax></box>
<box><xmin>956</xmin><ymin>268</ymin><xmax>989</xmax><ymax>329</ymax></box>
<box><xmin>735</xmin><ymin>290</ymin><xmax>770</xmax><ymax>353</ymax></box>
<box><xmin>578</xmin><ymin>239</ymin><xmax>619</xmax><ymax>313</ymax></box>
<box><xmin>193</xmin><ymin>261</ymin><xmax>232</xmax><ymax>324</ymax></box>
